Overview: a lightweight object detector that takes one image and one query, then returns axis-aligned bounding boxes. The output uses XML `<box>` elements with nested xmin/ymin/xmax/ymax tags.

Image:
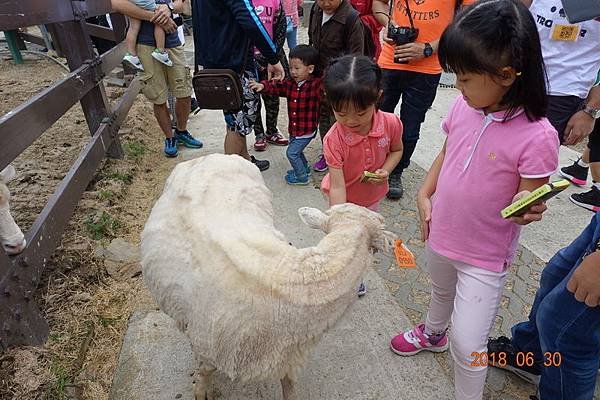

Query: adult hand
<box><xmin>366</xmin><ymin>169</ymin><xmax>389</xmax><ymax>185</ymax></box>
<box><xmin>394</xmin><ymin>42</ymin><xmax>426</xmax><ymax>63</ymax></box>
<box><xmin>417</xmin><ymin>192</ymin><xmax>432</xmax><ymax>241</ymax></box>
<box><xmin>567</xmin><ymin>252</ymin><xmax>600</xmax><ymax>307</ymax></box>
<box><xmin>268</xmin><ymin>62</ymin><xmax>285</xmax><ymax>81</ymax></box>
<box><xmin>509</xmin><ymin>190</ymin><xmax>548</xmax><ymax>225</ymax></box>
<box><xmin>563</xmin><ymin>110</ymin><xmax>595</xmax><ymax>145</ymax></box>
<box><xmin>151</xmin><ymin>5</ymin><xmax>177</xmax><ymax>33</ymax></box>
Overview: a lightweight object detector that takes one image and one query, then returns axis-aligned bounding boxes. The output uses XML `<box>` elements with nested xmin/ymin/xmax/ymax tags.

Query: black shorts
<box><xmin>546</xmin><ymin>95</ymin><xmax>585</xmax><ymax>144</ymax></box>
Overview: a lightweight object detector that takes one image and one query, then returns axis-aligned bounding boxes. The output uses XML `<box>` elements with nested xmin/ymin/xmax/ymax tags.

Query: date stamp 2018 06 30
<box><xmin>470</xmin><ymin>351</ymin><xmax>562</xmax><ymax>367</ymax></box>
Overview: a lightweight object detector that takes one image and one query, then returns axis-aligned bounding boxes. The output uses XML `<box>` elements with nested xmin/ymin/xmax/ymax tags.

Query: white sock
<box><xmin>578</xmin><ymin>158</ymin><xmax>589</xmax><ymax>168</ymax></box>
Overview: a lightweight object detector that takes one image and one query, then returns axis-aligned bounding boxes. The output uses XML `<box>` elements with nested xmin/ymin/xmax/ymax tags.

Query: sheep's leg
<box><xmin>193</xmin><ymin>365</ymin><xmax>216</xmax><ymax>400</ymax></box>
<box><xmin>281</xmin><ymin>375</ymin><xmax>298</xmax><ymax>400</ymax></box>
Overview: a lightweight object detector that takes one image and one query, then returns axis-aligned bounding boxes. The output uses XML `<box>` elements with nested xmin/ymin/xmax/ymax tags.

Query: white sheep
<box><xmin>0</xmin><ymin>165</ymin><xmax>26</xmax><ymax>255</ymax></box>
<box><xmin>141</xmin><ymin>154</ymin><xmax>397</xmax><ymax>400</ymax></box>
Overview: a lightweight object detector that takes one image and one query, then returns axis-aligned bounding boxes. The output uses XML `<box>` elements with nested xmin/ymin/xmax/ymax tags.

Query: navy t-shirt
<box><xmin>137</xmin><ymin>0</ymin><xmax>181</xmax><ymax>48</ymax></box>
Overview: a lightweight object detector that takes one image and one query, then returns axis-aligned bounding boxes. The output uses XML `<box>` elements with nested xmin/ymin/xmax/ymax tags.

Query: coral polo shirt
<box><xmin>321</xmin><ymin>110</ymin><xmax>403</xmax><ymax>207</ymax></box>
<box><xmin>428</xmin><ymin>96</ymin><xmax>559</xmax><ymax>272</ymax></box>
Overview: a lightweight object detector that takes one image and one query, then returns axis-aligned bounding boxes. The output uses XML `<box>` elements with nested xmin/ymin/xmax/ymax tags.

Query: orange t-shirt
<box><xmin>378</xmin><ymin>0</ymin><xmax>475</xmax><ymax>74</ymax></box>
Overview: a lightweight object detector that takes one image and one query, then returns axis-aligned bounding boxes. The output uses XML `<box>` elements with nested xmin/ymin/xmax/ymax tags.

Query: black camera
<box><xmin>387</xmin><ymin>24</ymin><xmax>419</xmax><ymax>64</ymax></box>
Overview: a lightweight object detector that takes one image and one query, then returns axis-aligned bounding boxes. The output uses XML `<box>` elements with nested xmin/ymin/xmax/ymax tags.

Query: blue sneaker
<box><xmin>164</xmin><ymin>137</ymin><xmax>178</xmax><ymax>157</ymax></box>
<box><xmin>357</xmin><ymin>282</ymin><xmax>366</xmax><ymax>297</ymax></box>
<box><xmin>286</xmin><ymin>166</ymin><xmax>311</xmax><ymax>178</ymax></box>
<box><xmin>285</xmin><ymin>171</ymin><xmax>309</xmax><ymax>186</ymax></box>
<box><xmin>174</xmin><ymin>130</ymin><xmax>203</xmax><ymax>149</ymax></box>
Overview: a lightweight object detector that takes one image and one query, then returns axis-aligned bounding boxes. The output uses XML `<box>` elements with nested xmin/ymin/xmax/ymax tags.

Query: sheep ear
<box><xmin>0</xmin><ymin>165</ymin><xmax>16</xmax><ymax>183</ymax></box>
<box><xmin>298</xmin><ymin>207</ymin><xmax>328</xmax><ymax>230</ymax></box>
<box><xmin>373</xmin><ymin>230</ymin><xmax>397</xmax><ymax>255</ymax></box>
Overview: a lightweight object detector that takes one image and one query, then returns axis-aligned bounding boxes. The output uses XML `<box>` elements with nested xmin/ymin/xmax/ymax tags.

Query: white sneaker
<box><xmin>123</xmin><ymin>53</ymin><xmax>144</xmax><ymax>71</ymax></box>
<box><xmin>151</xmin><ymin>49</ymin><xmax>173</xmax><ymax>67</ymax></box>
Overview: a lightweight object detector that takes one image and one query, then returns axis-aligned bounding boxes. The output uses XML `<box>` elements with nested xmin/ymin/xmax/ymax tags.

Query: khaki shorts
<box><xmin>137</xmin><ymin>44</ymin><xmax>192</xmax><ymax>104</ymax></box>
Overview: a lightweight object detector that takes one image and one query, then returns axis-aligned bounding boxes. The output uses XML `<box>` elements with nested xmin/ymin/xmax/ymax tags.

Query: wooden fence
<box><xmin>0</xmin><ymin>0</ymin><xmax>141</xmax><ymax>350</ymax></box>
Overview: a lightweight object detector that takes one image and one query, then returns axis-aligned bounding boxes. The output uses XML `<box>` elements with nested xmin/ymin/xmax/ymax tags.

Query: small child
<box><xmin>123</xmin><ymin>0</ymin><xmax>173</xmax><ymax>70</ymax></box>
<box><xmin>249</xmin><ymin>45</ymin><xmax>322</xmax><ymax>185</ymax></box>
<box><xmin>320</xmin><ymin>55</ymin><xmax>403</xmax><ymax>213</ymax></box>
<box><xmin>320</xmin><ymin>55</ymin><xmax>404</xmax><ymax>297</ymax></box>
<box><xmin>389</xmin><ymin>1</ymin><xmax>560</xmax><ymax>399</ymax></box>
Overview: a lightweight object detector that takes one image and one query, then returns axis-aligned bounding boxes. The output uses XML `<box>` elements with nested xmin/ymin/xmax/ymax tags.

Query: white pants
<box><xmin>424</xmin><ymin>245</ymin><xmax>507</xmax><ymax>400</ymax></box>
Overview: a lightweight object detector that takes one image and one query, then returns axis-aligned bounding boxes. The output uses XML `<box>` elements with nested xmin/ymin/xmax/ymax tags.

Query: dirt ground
<box><xmin>0</xmin><ymin>54</ymin><xmax>173</xmax><ymax>399</ymax></box>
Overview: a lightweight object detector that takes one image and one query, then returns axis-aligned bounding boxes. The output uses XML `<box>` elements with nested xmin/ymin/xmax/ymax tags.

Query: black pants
<box><xmin>379</xmin><ymin>69</ymin><xmax>441</xmax><ymax>177</ymax></box>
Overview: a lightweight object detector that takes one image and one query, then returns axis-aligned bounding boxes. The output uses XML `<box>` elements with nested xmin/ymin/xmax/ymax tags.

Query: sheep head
<box><xmin>299</xmin><ymin>204</ymin><xmax>396</xmax><ymax>255</ymax></box>
<box><xmin>0</xmin><ymin>165</ymin><xmax>26</xmax><ymax>255</ymax></box>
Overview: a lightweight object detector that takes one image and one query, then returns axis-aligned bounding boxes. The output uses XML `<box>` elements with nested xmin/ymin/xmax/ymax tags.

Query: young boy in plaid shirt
<box><xmin>250</xmin><ymin>45</ymin><xmax>322</xmax><ymax>185</ymax></box>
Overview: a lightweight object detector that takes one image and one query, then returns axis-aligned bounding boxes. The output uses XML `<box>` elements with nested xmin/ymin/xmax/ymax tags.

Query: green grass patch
<box><xmin>48</xmin><ymin>360</ymin><xmax>70</xmax><ymax>399</ymax></box>
<box><xmin>84</xmin><ymin>211</ymin><xmax>121</xmax><ymax>240</ymax></box>
<box><xmin>122</xmin><ymin>140</ymin><xmax>146</xmax><ymax>161</ymax></box>
<box><xmin>96</xmin><ymin>314</ymin><xmax>121</xmax><ymax>328</ymax></box>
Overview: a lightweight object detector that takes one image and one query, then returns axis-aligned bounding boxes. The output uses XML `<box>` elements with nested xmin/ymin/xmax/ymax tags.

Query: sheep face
<box><xmin>0</xmin><ymin>166</ymin><xmax>26</xmax><ymax>255</ymax></box>
<box><xmin>299</xmin><ymin>204</ymin><xmax>395</xmax><ymax>255</ymax></box>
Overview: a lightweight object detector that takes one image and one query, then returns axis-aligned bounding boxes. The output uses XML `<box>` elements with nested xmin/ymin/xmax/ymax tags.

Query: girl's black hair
<box><xmin>289</xmin><ymin>45</ymin><xmax>319</xmax><ymax>70</ymax></box>
<box><xmin>323</xmin><ymin>55</ymin><xmax>382</xmax><ymax>112</ymax></box>
<box><xmin>438</xmin><ymin>0</ymin><xmax>548</xmax><ymax>121</ymax></box>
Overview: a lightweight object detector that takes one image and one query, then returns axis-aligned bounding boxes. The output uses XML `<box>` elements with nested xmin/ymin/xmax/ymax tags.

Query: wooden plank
<box><xmin>100</xmin><ymin>41</ymin><xmax>127</xmax><ymax>76</ymax></box>
<box><xmin>5</xmin><ymin>82</ymin><xmax>140</xmax><ymax>291</ymax></box>
<box><xmin>110</xmin><ymin>13</ymin><xmax>128</xmax><ymax>43</ymax></box>
<box><xmin>0</xmin><ymin>0</ymin><xmax>113</xmax><ymax>31</ymax></box>
<box><xmin>19</xmin><ymin>32</ymin><xmax>47</xmax><ymax>47</ymax></box>
<box><xmin>0</xmin><ymin>65</ymin><xmax>96</xmax><ymax>172</ymax></box>
<box><xmin>86</xmin><ymin>22</ymin><xmax>116</xmax><ymax>41</ymax></box>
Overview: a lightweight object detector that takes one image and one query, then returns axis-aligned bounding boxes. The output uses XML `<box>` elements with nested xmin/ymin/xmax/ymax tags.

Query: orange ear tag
<box><xmin>394</xmin><ymin>239</ymin><xmax>416</xmax><ymax>268</ymax></box>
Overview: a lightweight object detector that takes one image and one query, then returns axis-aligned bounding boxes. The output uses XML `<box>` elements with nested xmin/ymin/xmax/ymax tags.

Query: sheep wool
<box><xmin>141</xmin><ymin>154</ymin><xmax>397</xmax><ymax>399</ymax></box>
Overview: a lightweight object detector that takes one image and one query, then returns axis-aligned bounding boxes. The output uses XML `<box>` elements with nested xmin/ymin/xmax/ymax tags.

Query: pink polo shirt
<box><xmin>321</xmin><ymin>110</ymin><xmax>403</xmax><ymax>207</ymax></box>
<box><xmin>428</xmin><ymin>96</ymin><xmax>559</xmax><ymax>272</ymax></box>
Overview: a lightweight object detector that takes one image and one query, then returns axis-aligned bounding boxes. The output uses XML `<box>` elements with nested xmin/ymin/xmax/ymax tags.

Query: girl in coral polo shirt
<box><xmin>321</xmin><ymin>55</ymin><xmax>404</xmax><ymax>212</ymax></box>
<box><xmin>389</xmin><ymin>1</ymin><xmax>560</xmax><ymax>399</ymax></box>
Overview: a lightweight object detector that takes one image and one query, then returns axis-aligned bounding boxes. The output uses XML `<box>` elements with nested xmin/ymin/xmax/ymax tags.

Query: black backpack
<box><xmin>309</xmin><ymin>2</ymin><xmax>377</xmax><ymax>60</ymax></box>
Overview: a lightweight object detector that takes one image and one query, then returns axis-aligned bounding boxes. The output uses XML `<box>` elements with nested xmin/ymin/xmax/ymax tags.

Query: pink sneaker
<box><xmin>313</xmin><ymin>154</ymin><xmax>328</xmax><ymax>172</ymax></box>
<box><xmin>390</xmin><ymin>323</ymin><xmax>449</xmax><ymax>356</ymax></box>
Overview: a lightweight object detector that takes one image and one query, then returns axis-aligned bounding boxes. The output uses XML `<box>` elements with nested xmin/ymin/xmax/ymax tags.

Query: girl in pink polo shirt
<box><xmin>321</xmin><ymin>55</ymin><xmax>404</xmax><ymax>212</ymax></box>
<box><xmin>389</xmin><ymin>1</ymin><xmax>560</xmax><ymax>399</ymax></box>
<box><xmin>320</xmin><ymin>55</ymin><xmax>404</xmax><ymax>296</ymax></box>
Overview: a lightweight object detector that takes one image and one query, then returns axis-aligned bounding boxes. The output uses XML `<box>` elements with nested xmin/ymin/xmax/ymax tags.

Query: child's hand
<box><xmin>248</xmin><ymin>81</ymin><xmax>264</xmax><ymax>92</ymax></box>
<box><xmin>417</xmin><ymin>193</ymin><xmax>432</xmax><ymax>241</ymax></box>
<box><xmin>509</xmin><ymin>190</ymin><xmax>548</xmax><ymax>225</ymax></box>
<box><xmin>365</xmin><ymin>169</ymin><xmax>389</xmax><ymax>185</ymax></box>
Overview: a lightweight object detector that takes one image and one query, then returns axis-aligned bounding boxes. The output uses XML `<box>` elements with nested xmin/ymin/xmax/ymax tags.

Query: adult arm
<box><xmin>328</xmin><ymin>168</ymin><xmax>347</xmax><ymax>206</ymax></box>
<box><xmin>372</xmin><ymin>0</ymin><xmax>391</xmax><ymax>27</ymax></box>
<box><xmin>110</xmin><ymin>0</ymin><xmax>176</xmax><ymax>32</ymax></box>
<box><xmin>222</xmin><ymin>0</ymin><xmax>279</xmax><ymax>65</ymax></box>
<box><xmin>563</xmin><ymin>85</ymin><xmax>600</xmax><ymax>145</ymax></box>
<box><xmin>520</xmin><ymin>0</ymin><xmax>533</xmax><ymax>7</ymax></box>
<box><xmin>348</xmin><ymin>17</ymin><xmax>365</xmax><ymax>55</ymax></box>
<box><xmin>172</xmin><ymin>0</ymin><xmax>186</xmax><ymax>13</ymax></box>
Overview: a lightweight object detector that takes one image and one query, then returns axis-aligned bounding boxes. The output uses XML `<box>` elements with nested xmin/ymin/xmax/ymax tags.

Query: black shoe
<box><xmin>559</xmin><ymin>159</ymin><xmax>588</xmax><ymax>186</ymax></box>
<box><xmin>250</xmin><ymin>155</ymin><xmax>270</xmax><ymax>172</ymax></box>
<box><xmin>487</xmin><ymin>336</ymin><xmax>541</xmax><ymax>385</ymax></box>
<box><xmin>386</xmin><ymin>174</ymin><xmax>403</xmax><ymax>199</ymax></box>
<box><xmin>570</xmin><ymin>186</ymin><xmax>600</xmax><ymax>212</ymax></box>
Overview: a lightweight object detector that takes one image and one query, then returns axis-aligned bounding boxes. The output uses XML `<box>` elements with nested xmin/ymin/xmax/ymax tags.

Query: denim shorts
<box><xmin>130</xmin><ymin>0</ymin><xmax>156</xmax><ymax>11</ymax></box>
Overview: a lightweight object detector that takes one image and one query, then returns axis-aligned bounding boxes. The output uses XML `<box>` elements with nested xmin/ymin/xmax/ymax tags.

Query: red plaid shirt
<box><xmin>261</xmin><ymin>77</ymin><xmax>322</xmax><ymax>137</ymax></box>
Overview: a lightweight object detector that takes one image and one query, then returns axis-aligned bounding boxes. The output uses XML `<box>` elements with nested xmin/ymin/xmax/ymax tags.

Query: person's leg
<box><xmin>536</xmin><ymin>263</ymin><xmax>600</xmax><ymax>399</ymax></box>
<box><xmin>153</xmin><ymin>103</ymin><xmax>174</xmax><ymax>138</ymax></box>
<box><xmin>254</xmin><ymin>95</ymin><xmax>266</xmax><ymax>137</ymax></box>
<box><xmin>318</xmin><ymin>99</ymin><xmax>335</xmax><ymax>141</ymax></box>
<box><xmin>125</xmin><ymin>17</ymin><xmax>141</xmax><ymax>55</ymax></box>
<box><xmin>167</xmin><ymin>46</ymin><xmax>202</xmax><ymax>148</ymax></box>
<box><xmin>570</xmin><ymin>121</ymin><xmax>600</xmax><ymax>210</ymax></box>
<box><xmin>378</xmin><ymin>69</ymin><xmax>403</xmax><ymax>113</ymax></box>
<box><xmin>154</xmin><ymin>24</ymin><xmax>166</xmax><ymax>52</ymax></box>
<box><xmin>264</xmin><ymin>94</ymin><xmax>281</xmax><ymax>136</ymax></box>
<box><xmin>451</xmin><ymin>262</ymin><xmax>507</xmax><ymax>400</ymax></box>
<box><xmin>285</xmin><ymin>136</ymin><xmax>311</xmax><ymax>184</ymax></box>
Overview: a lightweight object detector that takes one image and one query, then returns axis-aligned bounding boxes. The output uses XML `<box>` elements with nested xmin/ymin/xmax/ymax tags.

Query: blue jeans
<box><xmin>286</xmin><ymin>25</ymin><xmax>297</xmax><ymax>49</ymax></box>
<box><xmin>286</xmin><ymin>134</ymin><xmax>314</xmax><ymax>178</ymax></box>
<box><xmin>378</xmin><ymin>69</ymin><xmax>440</xmax><ymax>177</ymax></box>
<box><xmin>511</xmin><ymin>213</ymin><xmax>600</xmax><ymax>399</ymax></box>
